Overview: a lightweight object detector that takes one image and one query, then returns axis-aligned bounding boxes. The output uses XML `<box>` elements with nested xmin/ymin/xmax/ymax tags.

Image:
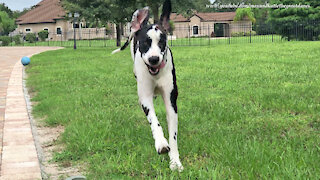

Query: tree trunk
<box><xmin>151</xmin><ymin>5</ymin><xmax>159</xmax><ymax>24</ymax></box>
<box><xmin>116</xmin><ymin>23</ymin><xmax>121</xmax><ymax>47</ymax></box>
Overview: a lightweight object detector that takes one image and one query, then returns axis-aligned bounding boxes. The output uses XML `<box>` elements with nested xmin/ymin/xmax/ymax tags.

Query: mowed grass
<box><xmin>26</xmin><ymin>41</ymin><xmax>320</xmax><ymax>179</ymax></box>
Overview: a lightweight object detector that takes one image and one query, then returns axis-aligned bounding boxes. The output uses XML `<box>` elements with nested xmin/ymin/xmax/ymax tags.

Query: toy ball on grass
<box><xmin>21</xmin><ymin>56</ymin><xmax>30</xmax><ymax>66</ymax></box>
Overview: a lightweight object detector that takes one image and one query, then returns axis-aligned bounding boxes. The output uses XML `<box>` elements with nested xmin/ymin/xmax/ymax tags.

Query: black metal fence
<box><xmin>1</xmin><ymin>20</ymin><xmax>320</xmax><ymax>47</ymax></box>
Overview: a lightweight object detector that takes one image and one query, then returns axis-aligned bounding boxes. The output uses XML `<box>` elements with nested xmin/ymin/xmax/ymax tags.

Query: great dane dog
<box><xmin>112</xmin><ymin>0</ymin><xmax>183</xmax><ymax>171</ymax></box>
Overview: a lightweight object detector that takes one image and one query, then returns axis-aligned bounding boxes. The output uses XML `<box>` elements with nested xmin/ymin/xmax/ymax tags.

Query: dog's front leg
<box><xmin>138</xmin><ymin>85</ymin><xmax>170</xmax><ymax>154</ymax></box>
<box><xmin>162</xmin><ymin>86</ymin><xmax>184</xmax><ymax>171</ymax></box>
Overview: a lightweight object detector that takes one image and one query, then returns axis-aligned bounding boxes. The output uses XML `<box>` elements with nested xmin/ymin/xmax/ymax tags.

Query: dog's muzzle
<box><xmin>145</xmin><ymin>60</ymin><xmax>166</xmax><ymax>75</ymax></box>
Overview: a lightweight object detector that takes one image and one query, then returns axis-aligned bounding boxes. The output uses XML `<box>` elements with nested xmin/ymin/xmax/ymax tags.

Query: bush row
<box><xmin>231</xmin><ymin>31</ymin><xmax>257</xmax><ymax>37</ymax></box>
<box><xmin>0</xmin><ymin>30</ymin><xmax>50</xmax><ymax>46</ymax></box>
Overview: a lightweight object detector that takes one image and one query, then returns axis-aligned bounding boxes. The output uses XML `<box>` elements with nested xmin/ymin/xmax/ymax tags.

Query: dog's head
<box><xmin>131</xmin><ymin>0</ymin><xmax>171</xmax><ymax>75</ymax></box>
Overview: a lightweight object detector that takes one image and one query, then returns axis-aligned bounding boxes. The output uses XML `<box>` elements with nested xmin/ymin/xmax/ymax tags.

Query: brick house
<box><xmin>15</xmin><ymin>0</ymin><xmax>120</xmax><ymax>41</ymax></box>
<box><xmin>171</xmin><ymin>12</ymin><xmax>252</xmax><ymax>38</ymax></box>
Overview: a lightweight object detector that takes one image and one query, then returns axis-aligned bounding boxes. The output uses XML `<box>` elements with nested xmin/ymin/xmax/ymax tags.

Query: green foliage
<box><xmin>38</xmin><ymin>30</ymin><xmax>49</xmax><ymax>41</ymax></box>
<box><xmin>169</xmin><ymin>20</ymin><xmax>175</xmax><ymax>35</ymax></box>
<box><xmin>234</xmin><ymin>8</ymin><xmax>256</xmax><ymax>23</ymax></box>
<box><xmin>0</xmin><ymin>35</ymin><xmax>10</xmax><ymax>46</ymax></box>
<box><xmin>13</xmin><ymin>34</ymin><xmax>21</xmax><ymax>45</ymax></box>
<box><xmin>231</xmin><ymin>31</ymin><xmax>256</xmax><ymax>37</ymax></box>
<box><xmin>25</xmin><ymin>33</ymin><xmax>36</xmax><ymax>43</ymax></box>
<box><xmin>0</xmin><ymin>11</ymin><xmax>16</xmax><ymax>35</ymax></box>
<box><xmin>268</xmin><ymin>0</ymin><xmax>320</xmax><ymax>40</ymax></box>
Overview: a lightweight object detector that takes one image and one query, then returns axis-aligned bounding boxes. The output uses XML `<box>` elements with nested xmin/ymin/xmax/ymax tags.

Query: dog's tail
<box><xmin>111</xmin><ymin>34</ymin><xmax>134</xmax><ymax>54</ymax></box>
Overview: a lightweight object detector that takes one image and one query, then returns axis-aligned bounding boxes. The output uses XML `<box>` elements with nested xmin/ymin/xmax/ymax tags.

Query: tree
<box><xmin>234</xmin><ymin>8</ymin><xmax>256</xmax><ymax>23</ymax></box>
<box><xmin>0</xmin><ymin>11</ymin><xmax>15</xmax><ymax>35</ymax></box>
<box><xmin>268</xmin><ymin>0</ymin><xmax>320</xmax><ymax>40</ymax></box>
<box><xmin>62</xmin><ymin>0</ymin><xmax>137</xmax><ymax>46</ymax></box>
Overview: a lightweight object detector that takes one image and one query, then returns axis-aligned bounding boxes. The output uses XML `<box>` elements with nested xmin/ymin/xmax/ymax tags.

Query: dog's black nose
<box><xmin>149</xmin><ymin>56</ymin><xmax>159</xmax><ymax>65</ymax></box>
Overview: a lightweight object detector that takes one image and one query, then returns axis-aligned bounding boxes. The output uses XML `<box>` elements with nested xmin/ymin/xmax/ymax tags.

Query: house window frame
<box><xmin>192</xmin><ymin>25</ymin><xmax>199</xmax><ymax>36</ymax></box>
<box><xmin>56</xmin><ymin>26</ymin><xmax>62</xmax><ymax>35</ymax></box>
<box><xmin>43</xmin><ymin>27</ymin><xmax>49</xmax><ymax>32</ymax></box>
<box><xmin>25</xmin><ymin>28</ymin><xmax>32</xmax><ymax>33</ymax></box>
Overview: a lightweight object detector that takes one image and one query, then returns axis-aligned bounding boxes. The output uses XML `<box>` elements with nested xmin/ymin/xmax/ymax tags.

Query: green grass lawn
<box><xmin>26</xmin><ymin>41</ymin><xmax>320</xmax><ymax>179</ymax></box>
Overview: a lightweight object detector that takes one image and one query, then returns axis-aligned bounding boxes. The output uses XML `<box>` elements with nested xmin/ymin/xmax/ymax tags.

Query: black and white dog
<box><xmin>112</xmin><ymin>0</ymin><xmax>183</xmax><ymax>171</ymax></box>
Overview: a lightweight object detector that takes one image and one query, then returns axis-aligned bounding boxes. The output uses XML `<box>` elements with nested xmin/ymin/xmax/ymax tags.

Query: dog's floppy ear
<box><xmin>111</xmin><ymin>7</ymin><xmax>149</xmax><ymax>55</ymax></box>
<box><xmin>159</xmin><ymin>0</ymin><xmax>171</xmax><ymax>32</ymax></box>
<box><xmin>131</xmin><ymin>7</ymin><xmax>149</xmax><ymax>33</ymax></box>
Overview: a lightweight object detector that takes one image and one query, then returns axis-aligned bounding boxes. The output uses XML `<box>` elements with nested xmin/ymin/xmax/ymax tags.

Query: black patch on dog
<box><xmin>135</xmin><ymin>25</ymin><xmax>153</xmax><ymax>55</ymax></box>
<box><xmin>173</xmin><ymin>132</ymin><xmax>177</xmax><ymax>140</ymax></box>
<box><xmin>158</xmin><ymin>123</ymin><xmax>160</xmax><ymax>127</ymax></box>
<box><xmin>169</xmin><ymin>49</ymin><xmax>178</xmax><ymax>113</ymax></box>
<box><xmin>159</xmin><ymin>33</ymin><xmax>167</xmax><ymax>52</ymax></box>
<box><xmin>141</xmin><ymin>105</ymin><xmax>149</xmax><ymax>116</ymax></box>
<box><xmin>139</xmin><ymin>37</ymin><xmax>152</xmax><ymax>54</ymax></box>
<box><xmin>133</xmin><ymin>38</ymin><xmax>138</xmax><ymax>57</ymax></box>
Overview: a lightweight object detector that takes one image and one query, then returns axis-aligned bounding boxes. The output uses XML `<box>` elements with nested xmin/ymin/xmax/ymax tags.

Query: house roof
<box><xmin>196</xmin><ymin>12</ymin><xmax>236</xmax><ymax>21</ymax></box>
<box><xmin>171</xmin><ymin>13</ymin><xmax>189</xmax><ymax>22</ymax></box>
<box><xmin>171</xmin><ymin>12</ymin><xmax>236</xmax><ymax>22</ymax></box>
<box><xmin>16</xmin><ymin>0</ymin><xmax>66</xmax><ymax>25</ymax></box>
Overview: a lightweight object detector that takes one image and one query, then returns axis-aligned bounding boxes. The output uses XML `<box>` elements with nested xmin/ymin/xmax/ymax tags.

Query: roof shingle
<box><xmin>171</xmin><ymin>12</ymin><xmax>236</xmax><ymax>22</ymax></box>
<box><xmin>16</xmin><ymin>0</ymin><xmax>66</xmax><ymax>25</ymax></box>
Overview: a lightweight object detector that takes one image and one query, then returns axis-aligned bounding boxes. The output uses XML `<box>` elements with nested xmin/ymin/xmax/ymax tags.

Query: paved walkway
<box><xmin>0</xmin><ymin>47</ymin><xmax>63</xmax><ymax>180</ymax></box>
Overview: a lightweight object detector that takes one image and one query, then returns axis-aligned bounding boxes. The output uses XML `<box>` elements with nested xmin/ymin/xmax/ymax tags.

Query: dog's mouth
<box><xmin>145</xmin><ymin>60</ymin><xmax>166</xmax><ymax>75</ymax></box>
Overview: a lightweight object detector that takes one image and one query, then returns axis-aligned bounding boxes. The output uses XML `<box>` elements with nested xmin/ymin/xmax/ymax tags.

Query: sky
<box><xmin>0</xmin><ymin>0</ymin><xmax>42</xmax><ymax>11</ymax></box>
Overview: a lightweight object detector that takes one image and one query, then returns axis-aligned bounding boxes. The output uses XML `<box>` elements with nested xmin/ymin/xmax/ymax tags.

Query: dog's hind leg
<box><xmin>138</xmin><ymin>85</ymin><xmax>170</xmax><ymax>154</ymax></box>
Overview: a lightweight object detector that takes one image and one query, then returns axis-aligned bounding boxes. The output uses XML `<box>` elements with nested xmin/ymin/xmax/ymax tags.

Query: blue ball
<box><xmin>21</xmin><ymin>56</ymin><xmax>30</xmax><ymax>66</ymax></box>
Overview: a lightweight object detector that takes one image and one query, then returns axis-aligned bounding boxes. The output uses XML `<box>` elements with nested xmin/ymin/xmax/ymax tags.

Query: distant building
<box><xmin>171</xmin><ymin>12</ymin><xmax>252</xmax><ymax>38</ymax></box>
<box><xmin>14</xmin><ymin>0</ymin><xmax>123</xmax><ymax>41</ymax></box>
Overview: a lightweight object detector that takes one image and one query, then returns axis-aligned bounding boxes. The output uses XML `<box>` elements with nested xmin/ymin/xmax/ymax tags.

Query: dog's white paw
<box><xmin>155</xmin><ymin>138</ymin><xmax>170</xmax><ymax>154</ymax></box>
<box><xmin>170</xmin><ymin>159</ymin><xmax>184</xmax><ymax>172</ymax></box>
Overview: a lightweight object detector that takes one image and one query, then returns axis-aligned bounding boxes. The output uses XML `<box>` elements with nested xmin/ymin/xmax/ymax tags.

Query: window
<box><xmin>25</xmin><ymin>28</ymin><xmax>31</xmax><ymax>32</ymax></box>
<box><xmin>73</xmin><ymin>23</ymin><xmax>79</xmax><ymax>28</ymax></box>
<box><xmin>43</xmin><ymin>28</ymin><xmax>49</xmax><ymax>31</ymax></box>
<box><xmin>56</xmin><ymin>27</ymin><xmax>62</xmax><ymax>34</ymax></box>
<box><xmin>193</xmin><ymin>26</ymin><xmax>199</xmax><ymax>35</ymax></box>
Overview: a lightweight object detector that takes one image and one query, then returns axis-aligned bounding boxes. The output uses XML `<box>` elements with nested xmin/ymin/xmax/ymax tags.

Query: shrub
<box><xmin>38</xmin><ymin>30</ymin><xmax>49</xmax><ymax>41</ymax></box>
<box><xmin>25</xmin><ymin>33</ymin><xmax>36</xmax><ymax>43</ymax></box>
<box><xmin>0</xmin><ymin>36</ymin><xmax>11</xmax><ymax>46</ymax></box>
<box><xmin>232</xmin><ymin>31</ymin><xmax>256</xmax><ymax>37</ymax></box>
<box><xmin>13</xmin><ymin>35</ymin><xmax>22</xmax><ymax>45</ymax></box>
<box><xmin>231</xmin><ymin>32</ymin><xmax>244</xmax><ymax>37</ymax></box>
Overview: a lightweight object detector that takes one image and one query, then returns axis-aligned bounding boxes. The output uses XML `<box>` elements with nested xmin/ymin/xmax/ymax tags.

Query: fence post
<box><xmin>208</xmin><ymin>24</ymin><xmax>210</xmax><ymax>46</ymax></box>
<box><xmin>250</xmin><ymin>30</ymin><xmax>252</xmax><ymax>43</ymax></box>
<box><xmin>188</xmin><ymin>25</ymin><xmax>191</xmax><ymax>46</ymax></box>
<box><xmin>104</xmin><ymin>29</ymin><xmax>106</xmax><ymax>47</ymax></box>
<box><xmin>61</xmin><ymin>31</ymin><xmax>63</xmax><ymax>46</ymax></box>
<box><xmin>295</xmin><ymin>20</ymin><xmax>298</xmax><ymax>41</ymax></box>
<box><xmin>89</xmin><ymin>29</ymin><xmax>91</xmax><ymax>47</ymax></box>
